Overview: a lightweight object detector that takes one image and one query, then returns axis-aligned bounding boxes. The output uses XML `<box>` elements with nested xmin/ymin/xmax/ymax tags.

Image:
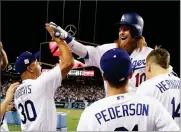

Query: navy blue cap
<box><xmin>15</xmin><ymin>51</ymin><xmax>40</xmax><ymax>75</ymax></box>
<box><xmin>100</xmin><ymin>48</ymin><xmax>132</xmax><ymax>84</ymax></box>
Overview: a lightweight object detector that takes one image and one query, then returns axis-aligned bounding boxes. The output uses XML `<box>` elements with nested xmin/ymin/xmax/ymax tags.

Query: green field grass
<box><xmin>8</xmin><ymin>108</ymin><xmax>83</xmax><ymax>131</ymax></box>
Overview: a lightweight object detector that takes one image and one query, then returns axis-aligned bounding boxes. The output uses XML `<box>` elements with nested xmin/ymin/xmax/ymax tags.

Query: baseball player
<box><xmin>77</xmin><ymin>48</ymin><xmax>180</xmax><ymax>131</ymax></box>
<box><xmin>0</xmin><ymin>82</ymin><xmax>19</xmax><ymax>118</ymax></box>
<box><xmin>1</xmin><ymin>103</ymin><xmax>15</xmax><ymax>131</ymax></box>
<box><xmin>13</xmin><ymin>24</ymin><xmax>74</xmax><ymax>131</ymax></box>
<box><xmin>47</xmin><ymin>12</ymin><xmax>176</xmax><ymax>96</ymax></box>
<box><xmin>136</xmin><ymin>48</ymin><xmax>180</xmax><ymax>126</ymax></box>
<box><xmin>0</xmin><ymin>82</ymin><xmax>19</xmax><ymax>131</ymax></box>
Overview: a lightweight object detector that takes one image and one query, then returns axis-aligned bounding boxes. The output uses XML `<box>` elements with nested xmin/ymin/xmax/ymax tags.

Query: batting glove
<box><xmin>49</xmin><ymin>22</ymin><xmax>73</xmax><ymax>43</ymax></box>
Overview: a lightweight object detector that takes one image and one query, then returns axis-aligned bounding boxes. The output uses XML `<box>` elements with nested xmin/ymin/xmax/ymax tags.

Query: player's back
<box><xmin>14</xmin><ymin>79</ymin><xmax>57</xmax><ymax>131</ymax></box>
<box><xmin>77</xmin><ymin>92</ymin><xmax>179</xmax><ymax>131</ymax></box>
<box><xmin>137</xmin><ymin>73</ymin><xmax>180</xmax><ymax>126</ymax></box>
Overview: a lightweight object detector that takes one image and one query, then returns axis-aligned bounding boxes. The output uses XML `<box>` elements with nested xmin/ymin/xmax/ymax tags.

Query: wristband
<box><xmin>65</xmin><ymin>34</ymin><xmax>73</xmax><ymax>44</ymax></box>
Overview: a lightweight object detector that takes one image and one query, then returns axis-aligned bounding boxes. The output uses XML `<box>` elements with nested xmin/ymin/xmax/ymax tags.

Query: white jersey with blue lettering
<box><xmin>14</xmin><ymin>65</ymin><xmax>62</xmax><ymax>131</ymax></box>
<box><xmin>84</xmin><ymin>43</ymin><xmax>153</xmax><ymax>94</ymax></box>
<box><xmin>136</xmin><ymin>73</ymin><xmax>180</xmax><ymax>126</ymax></box>
<box><xmin>0</xmin><ymin>117</ymin><xmax>9</xmax><ymax>131</ymax></box>
<box><xmin>0</xmin><ymin>114</ymin><xmax>9</xmax><ymax>131</ymax></box>
<box><xmin>77</xmin><ymin>92</ymin><xmax>180</xmax><ymax>131</ymax></box>
<box><xmin>0</xmin><ymin>100</ymin><xmax>9</xmax><ymax>131</ymax></box>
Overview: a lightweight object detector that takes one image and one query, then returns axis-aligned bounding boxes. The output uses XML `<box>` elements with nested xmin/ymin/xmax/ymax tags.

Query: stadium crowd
<box><xmin>54</xmin><ymin>84</ymin><xmax>105</xmax><ymax>103</ymax></box>
<box><xmin>0</xmin><ymin>10</ymin><xmax>180</xmax><ymax>131</ymax></box>
<box><xmin>0</xmin><ymin>79</ymin><xmax>105</xmax><ymax>103</ymax></box>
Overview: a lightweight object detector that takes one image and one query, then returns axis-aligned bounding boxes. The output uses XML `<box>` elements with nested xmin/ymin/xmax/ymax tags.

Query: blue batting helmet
<box><xmin>119</xmin><ymin>13</ymin><xmax>144</xmax><ymax>37</ymax></box>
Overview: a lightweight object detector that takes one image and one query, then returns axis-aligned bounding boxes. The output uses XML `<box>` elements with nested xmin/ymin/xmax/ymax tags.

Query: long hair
<box><xmin>135</xmin><ymin>36</ymin><xmax>147</xmax><ymax>52</ymax></box>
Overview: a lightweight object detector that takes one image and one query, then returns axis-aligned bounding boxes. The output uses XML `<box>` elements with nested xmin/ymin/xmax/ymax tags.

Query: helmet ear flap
<box><xmin>128</xmin><ymin>25</ymin><xmax>141</xmax><ymax>38</ymax></box>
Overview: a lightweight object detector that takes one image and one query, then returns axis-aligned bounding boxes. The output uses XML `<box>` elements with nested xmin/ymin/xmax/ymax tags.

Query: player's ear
<box><xmin>27</xmin><ymin>65</ymin><xmax>33</xmax><ymax>73</ymax></box>
<box><xmin>148</xmin><ymin>64</ymin><xmax>151</xmax><ymax>72</ymax></box>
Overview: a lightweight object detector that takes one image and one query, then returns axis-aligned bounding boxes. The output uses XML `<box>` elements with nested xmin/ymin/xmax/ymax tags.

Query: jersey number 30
<box><xmin>18</xmin><ymin>100</ymin><xmax>37</xmax><ymax>124</ymax></box>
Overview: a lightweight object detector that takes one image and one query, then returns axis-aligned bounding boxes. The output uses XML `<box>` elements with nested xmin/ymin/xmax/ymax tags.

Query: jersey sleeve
<box><xmin>77</xmin><ymin>110</ymin><xmax>88</xmax><ymax>131</ymax></box>
<box><xmin>84</xmin><ymin>43</ymin><xmax>115</xmax><ymax>69</ymax></box>
<box><xmin>84</xmin><ymin>46</ymin><xmax>101</xmax><ymax>68</ymax></box>
<box><xmin>77</xmin><ymin>107</ymin><xmax>95</xmax><ymax>131</ymax></box>
<box><xmin>36</xmin><ymin>65</ymin><xmax>62</xmax><ymax>95</ymax></box>
<box><xmin>154</xmin><ymin>99</ymin><xmax>180</xmax><ymax>131</ymax></box>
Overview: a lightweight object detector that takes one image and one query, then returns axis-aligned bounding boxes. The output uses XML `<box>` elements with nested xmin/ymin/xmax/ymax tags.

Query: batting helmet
<box><xmin>119</xmin><ymin>13</ymin><xmax>144</xmax><ymax>37</ymax></box>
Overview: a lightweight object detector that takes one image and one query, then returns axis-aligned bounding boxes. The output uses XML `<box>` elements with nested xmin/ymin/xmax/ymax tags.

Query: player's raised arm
<box><xmin>0</xmin><ymin>41</ymin><xmax>8</xmax><ymax>70</ymax></box>
<box><xmin>0</xmin><ymin>82</ymin><xmax>19</xmax><ymax>118</ymax></box>
<box><xmin>46</xmin><ymin>24</ymin><xmax>74</xmax><ymax>79</ymax></box>
<box><xmin>49</xmin><ymin>22</ymin><xmax>88</xmax><ymax>58</ymax></box>
<box><xmin>55</xmin><ymin>38</ymin><xmax>74</xmax><ymax>80</ymax></box>
<box><xmin>48</xmin><ymin>22</ymin><xmax>100</xmax><ymax>67</ymax></box>
<box><xmin>35</xmin><ymin>24</ymin><xmax>74</xmax><ymax>94</ymax></box>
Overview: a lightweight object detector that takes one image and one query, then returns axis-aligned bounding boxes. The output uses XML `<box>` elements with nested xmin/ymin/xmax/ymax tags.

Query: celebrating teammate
<box><xmin>47</xmin><ymin>13</ymin><xmax>177</xmax><ymax>96</ymax></box>
<box><xmin>0</xmin><ymin>82</ymin><xmax>19</xmax><ymax>119</ymax></box>
<box><xmin>13</xmin><ymin>24</ymin><xmax>74</xmax><ymax>131</ymax></box>
<box><xmin>136</xmin><ymin>48</ymin><xmax>180</xmax><ymax>126</ymax></box>
<box><xmin>47</xmin><ymin>13</ymin><xmax>156</xmax><ymax>95</ymax></box>
<box><xmin>0</xmin><ymin>82</ymin><xmax>19</xmax><ymax>131</ymax></box>
<box><xmin>77</xmin><ymin>48</ymin><xmax>180</xmax><ymax>131</ymax></box>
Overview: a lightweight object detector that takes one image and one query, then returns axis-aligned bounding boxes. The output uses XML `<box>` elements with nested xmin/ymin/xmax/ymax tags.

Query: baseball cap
<box><xmin>100</xmin><ymin>48</ymin><xmax>132</xmax><ymax>84</ymax></box>
<box><xmin>15</xmin><ymin>51</ymin><xmax>40</xmax><ymax>75</ymax></box>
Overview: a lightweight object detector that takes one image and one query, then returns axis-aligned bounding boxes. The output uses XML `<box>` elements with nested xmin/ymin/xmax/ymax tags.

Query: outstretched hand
<box><xmin>5</xmin><ymin>82</ymin><xmax>20</xmax><ymax>103</ymax></box>
<box><xmin>45</xmin><ymin>23</ymin><xmax>63</xmax><ymax>43</ymax></box>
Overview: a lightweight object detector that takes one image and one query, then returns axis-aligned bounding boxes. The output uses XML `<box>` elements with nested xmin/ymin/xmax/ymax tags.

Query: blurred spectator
<box><xmin>1</xmin><ymin>77</ymin><xmax>105</xmax><ymax>104</ymax></box>
<box><xmin>54</xmin><ymin>81</ymin><xmax>105</xmax><ymax>103</ymax></box>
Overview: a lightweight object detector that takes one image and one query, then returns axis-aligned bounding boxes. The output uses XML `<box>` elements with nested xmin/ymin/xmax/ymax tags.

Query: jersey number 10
<box><xmin>135</xmin><ymin>73</ymin><xmax>146</xmax><ymax>87</ymax></box>
<box><xmin>18</xmin><ymin>100</ymin><xmax>37</xmax><ymax>124</ymax></box>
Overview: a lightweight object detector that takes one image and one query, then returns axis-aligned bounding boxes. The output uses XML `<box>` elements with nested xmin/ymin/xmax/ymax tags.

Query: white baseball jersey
<box><xmin>0</xmin><ymin>99</ymin><xmax>9</xmax><ymax>131</ymax></box>
<box><xmin>84</xmin><ymin>43</ymin><xmax>153</xmax><ymax>94</ymax></box>
<box><xmin>136</xmin><ymin>73</ymin><xmax>180</xmax><ymax>126</ymax></box>
<box><xmin>77</xmin><ymin>92</ymin><xmax>180</xmax><ymax>131</ymax></box>
<box><xmin>14</xmin><ymin>65</ymin><xmax>62</xmax><ymax>131</ymax></box>
<box><xmin>0</xmin><ymin>115</ymin><xmax>9</xmax><ymax>131</ymax></box>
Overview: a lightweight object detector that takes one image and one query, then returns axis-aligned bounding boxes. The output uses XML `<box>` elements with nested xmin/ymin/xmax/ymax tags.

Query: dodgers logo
<box><xmin>131</xmin><ymin>58</ymin><xmax>146</xmax><ymax>70</ymax></box>
<box><xmin>121</xmin><ymin>15</ymin><xmax>125</xmax><ymax>21</ymax></box>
